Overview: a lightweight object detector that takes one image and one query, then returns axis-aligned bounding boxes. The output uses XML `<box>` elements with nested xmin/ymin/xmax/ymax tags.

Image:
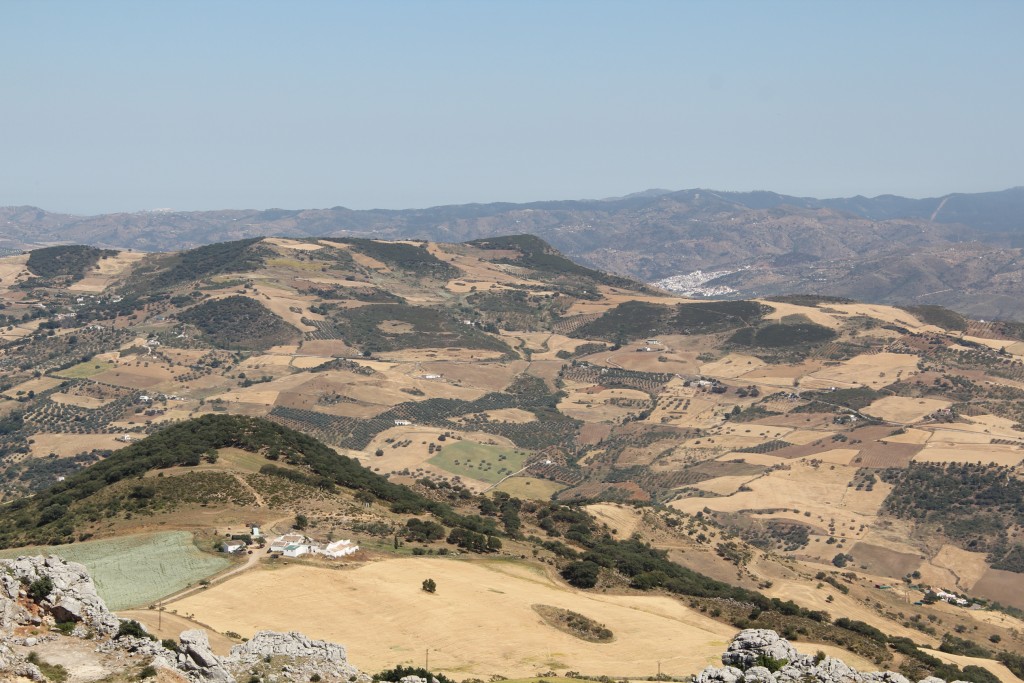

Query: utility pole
<box><xmin>425</xmin><ymin>648</ymin><xmax>429</xmax><ymax>674</ymax></box>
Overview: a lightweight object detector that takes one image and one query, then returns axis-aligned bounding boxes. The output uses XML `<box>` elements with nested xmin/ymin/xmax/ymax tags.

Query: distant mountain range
<box><xmin>3</xmin><ymin>186</ymin><xmax>1024</xmax><ymax>318</ymax></box>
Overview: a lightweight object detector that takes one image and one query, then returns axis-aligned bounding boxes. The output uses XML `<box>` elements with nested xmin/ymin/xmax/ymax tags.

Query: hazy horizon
<box><xmin>6</xmin><ymin>184</ymin><xmax>1024</xmax><ymax>217</ymax></box>
<box><xmin>3</xmin><ymin>0</ymin><xmax>1022</xmax><ymax>214</ymax></box>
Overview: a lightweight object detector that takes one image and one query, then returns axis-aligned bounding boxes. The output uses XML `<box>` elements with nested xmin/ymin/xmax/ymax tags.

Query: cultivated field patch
<box><xmin>54</xmin><ymin>358</ymin><xmax>117</xmax><ymax>379</ymax></box>
<box><xmin>0</xmin><ymin>531</ymin><xmax>229</xmax><ymax>610</ymax></box>
<box><xmin>428</xmin><ymin>440</ymin><xmax>529</xmax><ymax>484</ymax></box>
<box><xmin>864</xmin><ymin>397</ymin><xmax>951</xmax><ymax>423</ymax></box>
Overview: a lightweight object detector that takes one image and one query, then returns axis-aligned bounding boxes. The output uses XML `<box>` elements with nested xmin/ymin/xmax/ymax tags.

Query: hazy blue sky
<box><xmin>2</xmin><ymin>0</ymin><xmax>1022</xmax><ymax>214</ymax></box>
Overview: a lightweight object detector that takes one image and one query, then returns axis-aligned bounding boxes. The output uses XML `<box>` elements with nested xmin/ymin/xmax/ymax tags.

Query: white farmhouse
<box><xmin>269</xmin><ymin>534</ymin><xmax>306</xmax><ymax>553</ymax></box>
<box><xmin>316</xmin><ymin>539</ymin><xmax>359</xmax><ymax>559</ymax></box>
<box><xmin>283</xmin><ymin>543</ymin><xmax>309</xmax><ymax>558</ymax></box>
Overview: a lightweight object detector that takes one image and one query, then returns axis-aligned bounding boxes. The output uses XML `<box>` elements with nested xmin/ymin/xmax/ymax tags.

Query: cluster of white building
<box><xmin>933</xmin><ymin>589</ymin><xmax>970</xmax><ymax>607</ymax></box>
<box><xmin>267</xmin><ymin>534</ymin><xmax>359</xmax><ymax>559</ymax></box>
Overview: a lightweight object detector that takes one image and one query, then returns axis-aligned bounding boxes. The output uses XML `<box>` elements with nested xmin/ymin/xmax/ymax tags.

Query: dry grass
<box><xmin>30</xmin><ymin>433</ymin><xmax>131</xmax><ymax>458</ymax></box>
<box><xmin>808</xmin><ymin>353</ymin><xmax>919</xmax><ymax>388</ymax></box>
<box><xmin>493</xmin><ymin>477</ymin><xmax>565</xmax><ymax>500</ymax></box>
<box><xmin>264</xmin><ymin>237</ymin><xmax>323</xmax><ymax>251</ymax></box>
<box><xmin>864</xmin><ymin>397</ymin><xmax>951</xmax><ymax>423</ymax></box>
<box><xmin>930</xmin><ymin>544</ymin><xmax>990</xmax><ymax>591</ymax></box>
<box><xmin>913</xmin><ymin>446</ymin><xmax>1023</xmax><ymax>466</ymax></box>
<box><xmin>2</xmin><ymin>375</ymin><xmax>63</xmax><ymax>398</ymax></box>
<box><xmin>169</xmin><ymin>557</ymin><xmax>740</xmax><ymax>679</ymax></box>
<box><xmin>671</xmin><ymin>454</ymin><xmax>890</xmax><ymax>546</ymax></box>
<box><xmin>969</xmin><ymin>569</ymin><xmax>1024</xmax><ymax>610</ymax></box>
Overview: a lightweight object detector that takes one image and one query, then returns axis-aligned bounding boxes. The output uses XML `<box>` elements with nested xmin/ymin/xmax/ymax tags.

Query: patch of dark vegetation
<box><xmin>938</xmin><ymin>634</ymin><xmax>991</xmax><ymax>658</ymax></box>
<box><xmin>726</xmin><ymin>404</ymin><xmax>781</xmax><ymax>423</ymax></box>
<box><xmin>766</xmin><ymin>294</ymin><xmax>855</xmax><ymax>307</ymax></box>
<box><xmin>998</xmin><ymin>651</ymin><xmax>1024</xmax><ymax>681</ymax></box>
<box><xmin>323</xmin><ymin>238</ymin><xmax>460</xmax><ymax>279</ymax></box>
<box><xmin>735</xmin><ymin>440</ymin><xmax>792</xmax><ymax>454</ymax></box>
<box><xmin>305</xmin><ymin>285</ymin><xmax>403</xmax><ymax>304</ymax></box>
<box><xmin>792</xmin><ymin>387</ymin><xmax>882</xmax><ymax>414</ymax></box>
<box><xmin>533</xmin><ymin>604</ymin><xmax>613</xmax><ymax>642</ymax></box>
<box><xmin>879</xmin><ymin>462</ymin><xmax>1024</xmax><ymax>571</ymax></box>
<box><xmin>374</xmin><ymin>665</ymin><xmax>454</xmax><ymax>683</ymax></box>
<box><xmin>568</xmin><ymin>299</ymin><xmax>770</xmax><ymax>343</ymax></box>
<box><xmin>674</xmin><ymin>300</ymin><xmax>770</xmax><ymax>334</ymax></box>
<box><xmin>321</xmin><ymin>304</ymin><xmax>513</xmax><ymax>356</ymax></box>
<box><xmin>466</xmin><ymin>234</ymin><xmax>644</xmax><ymax>291</ymax></box>
<box><xmin>465</xmin><ymin>288</ymin><xmax>569</xmax><ymax>332</ymax></box>
<box><xmin>25</xmin><ymin>245</ymin><xmax>117</xmax><ymax>284</ymax></box>
<box><xmin>900</xmin><ymin>305</ymin><xmax>968</xmax><ymax>331</ymax></box>
<box><xmin>178</xmin><ymin>296</ymin><xmax>298</xmax><ymax>350</ymax></box>
<box><xmin>570</xmin><ymin>301</ymin><xmax>673</xmax><ymax>342</ymax></box>
<box><xmin>729</xmin><ymin>322</ymin><xmax>837</xmax><ymax>348</ymax></box>
<box><xmin>555</xmin><ymin>342</ymin><xmax>610</xmax><ymax>360</ymax></box>
<box><xmin>130</xmin><ymin>238</ymin><xmax>267</xmax><ymax>291</ymax></box>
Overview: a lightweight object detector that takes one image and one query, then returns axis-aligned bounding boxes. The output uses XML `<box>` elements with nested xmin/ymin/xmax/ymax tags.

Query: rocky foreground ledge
<box><xmin>1</xmin><ymin>555</ymin><xmax>373</xmax><ymax>682</ymax></box>
<box><xmin>697</xmin><ymin>629</ymin><xmax>965</xmax><ymax>683</ymax></box>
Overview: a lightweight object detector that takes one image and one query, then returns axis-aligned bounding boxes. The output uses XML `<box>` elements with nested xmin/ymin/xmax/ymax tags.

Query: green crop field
<box><xmin>428</xmin><ymin>440</ymin><xmax>529</xmax><ymax>484</ymax></box>
<box><xmin>54</xmin><ymin>358</ymin><xmax>116</xmax><ymax>379</ymax></box>
<box><xmin>0</xmin><ymin>531</ymin><xmax>229</xmax><ymax>610</ymax></box>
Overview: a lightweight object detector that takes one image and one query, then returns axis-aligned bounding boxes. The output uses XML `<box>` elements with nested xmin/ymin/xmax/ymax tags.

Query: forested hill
<box><xmin>0</xmin><ymin>415</ymin><xmax>487</xmax><ymax>549</ymax></box>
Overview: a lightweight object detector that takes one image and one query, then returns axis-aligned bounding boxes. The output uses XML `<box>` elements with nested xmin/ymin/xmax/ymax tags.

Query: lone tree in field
<box><xmin>422</xmin><ymin>578</ymin><xmax>437</xmax><ymax>593</ymax></box>
<box><xmin>294</xmin><ymin>514</ymin><xmax>309</xmax><ymax>530</ymax></box>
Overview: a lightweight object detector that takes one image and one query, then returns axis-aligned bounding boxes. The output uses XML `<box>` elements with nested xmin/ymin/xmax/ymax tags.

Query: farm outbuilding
<box><xmin>316</xmin><ymin>540</ymin><xmax>359</xmax><ymax>558</ymax></box>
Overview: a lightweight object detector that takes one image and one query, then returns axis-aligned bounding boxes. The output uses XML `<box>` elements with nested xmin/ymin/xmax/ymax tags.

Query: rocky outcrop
<box><xmin>177</xmin><ymin>630</ymin><xmax>234</xmax><ymax>683</ymax></box>
<box><xmin>169</xmin><ymin>629</ymin><xmax>370</xmax><ymax>683</ymax></box>
<box><xmin>697</xmin><ymin>630</ymin><xmax>968</xmax><ymax>683</ymax></box>
<box><xmin>0</xmin><ymin>556</ymin><xmax>119</xmax><ymax>635</ymax></box>
<box><xmin>0</xmin><ymin>557</ymin><xmax>370</xmax><ymax>683</ymax></box>
<box><xmin>721</xmin><ymin>629</ymin><xmax>800</xmax><ymax>670</ymax></box>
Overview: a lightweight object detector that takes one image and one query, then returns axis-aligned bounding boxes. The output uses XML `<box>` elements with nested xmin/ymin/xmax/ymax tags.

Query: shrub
<box><xmin>116</xmin><ymin>619</ymin><xmax>153</xmax><ymax>640</ymax></box>
<box><xmin>422</xmin><ymin>578</ymin><xmax>437</xmax><ymax>593</ymax></box>
<box><xmin>138</xmin><ymin>665</ymin><xmax>157</xmax><ymax>679</ymax></box>
<box><xmin>374</xmin><ymin>665</ymin><xmax>454</xmax><ymax>683</ymax></box>
<box><xmin>561</xmin><ymin>561</ymin><xmax>601</xmax><ymax>589</ymax></box>
<box><xmin>28</xmin><ymin>576</ymin><xmax>54</xmax><ymax>602</ymax></box>
<box><xmin>54</xmin><ymin>621</ymin><xmax>75</xmax><ymax>635</ymax></box>
<box><xmin>754</xmin><ymin>655</ymin><xmax>789</xmax><ymax>673</ymax></box>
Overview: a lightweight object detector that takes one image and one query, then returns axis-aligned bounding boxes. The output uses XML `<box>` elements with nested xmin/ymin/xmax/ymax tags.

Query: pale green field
<box><xmin>215</xmin><ymin>447</ymin><xmax>273</xmax><ymax>473</ymax></box>
<box><xmin>494</xmin><ymin>476</ymin><xmax>565</xmax><ymax>500</ymax></box>
<box><xmin>0</xmin><ymin>531</ymin><xmax>229</xmax><ymax>610</ymax></box>
<box><xmin>428</xmin><ymin>441</ymin><xmax>528</xmax><ymax>484</ymax></box>
<box><xmin>53</xmin><ymin>358</ymin><xmax>116</xmax><ymax>379</ymax></box>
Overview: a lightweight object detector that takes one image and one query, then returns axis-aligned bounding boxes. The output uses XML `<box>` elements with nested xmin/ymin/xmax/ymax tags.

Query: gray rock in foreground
<box><xmin>697</xmin><ymin>629</ymin><xmax>968</xmax><ymax>683</ymax></box>
<box><xmin>0</xmin><ymin>556</ymin><xmax>120</xmax><ymax>635</ymax></box>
